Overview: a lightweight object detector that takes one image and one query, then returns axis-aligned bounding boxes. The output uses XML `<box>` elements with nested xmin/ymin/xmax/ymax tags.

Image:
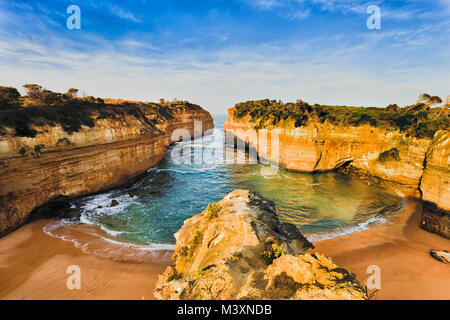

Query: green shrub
<box><xmin>378</xmin><ymin>148</ymin><xmax>400</xmax><ymax>163</ymax></box>
<box><xmin>262</xmin><ymin>238</ymin><xmax>285</xmax><ymax>264</ymax></box>
<box><xmin>57</xmin><ymin>137</ymin><xmax>71</xmax><ymax>146</ymax></box>
<box><xmin>167</xmin><ymin>267</ymin><xmax>182</xmax><ymax>281</ymax></box>
<box><xmin>31</xmin><ymin>144</ymin><xmax>45</xmax><ymax>158</ymax></box>
<box><xmin>205</xmin><ymin>203</ymin><xmax>221</xmax><ymax>220</ymax></box>
<box><xmin>189</xmin><ymin>229</ymin><xmax>203</xmax><ymax>257</ymax></box>
<box><xmin>0</xmin><ymin>86</ymin><xmax>20</xmax><ymax>106</ymax></box>
<box><xmin>177</xmin><ymin>246</ymin><xmax>189</xmax><ymax>259</ymax></box>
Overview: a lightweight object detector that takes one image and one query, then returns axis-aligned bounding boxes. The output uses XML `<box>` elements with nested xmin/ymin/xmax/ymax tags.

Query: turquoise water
<box><xmin>47</xmin><ymin>115</ymin><xmax>404</xmax><ymax>247</ymax></box>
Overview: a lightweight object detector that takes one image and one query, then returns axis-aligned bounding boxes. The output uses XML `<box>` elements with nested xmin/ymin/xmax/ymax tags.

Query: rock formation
<box><xmin>224</xmin><ymin>108</ymin><xmax>449</xmax><ymax>239</ymax></box>
<box><xmin>429</xmin><ymin>250</ymin><xmax>450</xmax><ymax>264</ymax></box>
<box><xmin>420</xmin><ymin>130</ymin><xmax>449</xmax><ymax>238</ymax></box>
<box><xmin>155</xmin><ymin>190</ymin><xmax>367</xmax><ymax>300</ymax></box>
<box><xmin>0</xmin><ymin>104</ymin><xmax>213</xmax><ymax>236</ymax></box>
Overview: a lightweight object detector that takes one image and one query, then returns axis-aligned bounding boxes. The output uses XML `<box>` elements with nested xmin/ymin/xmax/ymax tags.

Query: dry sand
<box><xmin>315</xmin><ymin>191</ymin><xmax>450</xmax><ymax>300</ymax></box>
<box><xmin>0</xmin><ymin>190</ymin><xmax>448</xmax><ymax>300</ymax></box>
<box><xmin>0</xmin><ymin>220</ymin><xmax>172</xmax><ymax>300</ymax></box>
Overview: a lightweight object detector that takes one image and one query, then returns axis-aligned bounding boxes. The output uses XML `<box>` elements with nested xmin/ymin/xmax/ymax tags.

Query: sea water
<box><xmin>44</xmin><ymin>115</ymin><xmax>404</xmax><ymax>251</ymax></box>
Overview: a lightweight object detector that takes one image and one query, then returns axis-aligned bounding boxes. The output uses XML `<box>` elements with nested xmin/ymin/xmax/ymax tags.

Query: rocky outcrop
<box><xmin>224</xmin><ymin>108</ymin><xmax>449</xmax><ymax>238</ymax></box>
<box><xmin>155</xmin><ymin>190</ymin><xmax>367</xmax><ymax>300</ymax></box>
<box><xmin>429</xmin><ymin>250</ymin><xmax>450</xmax><ymax>264</ymax></box>
<box><xmin>419</xmin><ymin>130</ymin><xmax>449</xmax><ymax>238</ymax></box>
<box><xmin>0</xmin><ymin>104</ymin><xmax>213</xmax><ymax>236</ymax></box>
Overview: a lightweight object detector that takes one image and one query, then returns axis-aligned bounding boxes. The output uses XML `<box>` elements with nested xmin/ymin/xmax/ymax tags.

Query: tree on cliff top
<box><xmin>417</xmin><ymin>93</ymin><xmax>442</xmax><ymax>107</ymax></box>
<box><xmin>386</xmin><ymin>104</ymin><xmax>400</xmax><ymax>112</ymax></box>
<box><xmin>0</xmin><ymin>86</ymin><xmax>21</xmax><ymax>107</ymax></box>
<box><xmin>66</xmin><ymin>88</ymin><xmax>79</xmax><ymax>98</ymax></box>
<box><xmin>23</xmin><ymin>84</ymin><xmax>44</xmax><ymax>106</ymax></box>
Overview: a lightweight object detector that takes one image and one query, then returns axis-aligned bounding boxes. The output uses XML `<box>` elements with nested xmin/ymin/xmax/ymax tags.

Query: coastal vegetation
<box><xmin>205</xmin><ymin>203</ymin><xmax>222</xmax><ymax>220</ymax></box>
<box><xmin>378</xmin><ymin>148</ymin><xmax>401</xmax><ymax>163</ymax></box>
<box><xmin>31</xmin><ymin>144</ymin><xmax>45</xmax><ymax>158</ymax></box>
<box><xmin>262</xmin><ymin>237</ymin><xmax>286</xmax><ymax>265</ymax></box>
<box><xmin>233</xmin><ymin>94</ymin><xmax>449</xmax><ymax>139</ymax></box>
<box><xmin>0</xmin><ymin>84</ymin><xmax>202</xmax><ymax>138</ymax></box>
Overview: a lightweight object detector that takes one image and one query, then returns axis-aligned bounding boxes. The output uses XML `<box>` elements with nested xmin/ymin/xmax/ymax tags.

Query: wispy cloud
<box><xmin>244</xmin><ymin>0</ymin><xmax>310</xmax><ymax>20</ymax></box>
<box><xmin>107</xmin><ymin>4</ymin><xmax>142</xmax><ymax>23</ymax></box>
<box><xmin>0</xmin><ymin>0</ymin><xmax>448</xmax><ymax>112</ymax></box>
<box><xmin>1</xmin><ymin>20</ymin><xmax>448</xmax><ymax>110</ymax></box>
<box><xmin>245</xmin><ymin>0</ymin><xmax>284</xmax><ymax>10</ymax></box>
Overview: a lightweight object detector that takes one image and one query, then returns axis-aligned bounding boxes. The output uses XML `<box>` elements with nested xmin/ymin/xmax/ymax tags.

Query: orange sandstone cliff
<box><xmin>0</xmin><ymin>104</ymin><xmax>213</xmax><ymax>236</ymax></box>
<box><xmin>224</xmin><ymin>108</ymin><xmax>449</xmax><ymax>238</ymax></box>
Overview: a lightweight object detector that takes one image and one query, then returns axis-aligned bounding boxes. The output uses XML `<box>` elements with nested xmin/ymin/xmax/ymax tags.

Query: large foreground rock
<box><xmin>155</xmin><ymin>190</ymin><xmax>367</xmax><ymax>300</ymax></box>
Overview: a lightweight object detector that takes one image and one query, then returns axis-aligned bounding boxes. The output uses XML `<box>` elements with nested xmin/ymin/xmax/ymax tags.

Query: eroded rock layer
<box><xmin>155</xmin><ymin>190</ymin><xmax>367</xmax><ymax>300</ymax></box>
<box><xmin>0</xmin><ymin>105</ymin><xmax>213</xmax><ymax>236</ymax></box>
<box><xmin>420</xmin><ymin>131</ymin><xmax>449</xmax><ymax>238</ymax></box>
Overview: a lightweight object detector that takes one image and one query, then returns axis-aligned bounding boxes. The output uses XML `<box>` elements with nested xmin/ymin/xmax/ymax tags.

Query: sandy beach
<box><xmin>0</xmin><ymin>220</ymin><xmax>172</xmax><ymax>300</ymax></box>
<box><xmin>0</xmin><ymin>190</ymin><xmax>448</xmax><ymax>300</ymax></box>
<box><xmin>315</xmin><ymin>191</ymin><xmax>450</xmax><ymax>300</ymax></box>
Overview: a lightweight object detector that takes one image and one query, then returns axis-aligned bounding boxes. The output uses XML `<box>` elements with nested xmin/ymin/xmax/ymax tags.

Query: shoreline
<box><xmin>0</xmin><ymin>219</ymin><xmax>172</xmax><ymax>300</ymax></box>
<box><xmin>0</xmin><ymin>190</ymin><xmax>449</xmax><ymax>300</ymax></box>
<box><xmin>315</xmin><ymin>190</ymin><xmax>450</xmax><ymax>300</ymax></box>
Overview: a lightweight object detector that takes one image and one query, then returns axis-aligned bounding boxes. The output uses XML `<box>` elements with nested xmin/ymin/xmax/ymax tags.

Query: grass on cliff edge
<box><xmin>0</xmin><ymin>85</ymin><xmax>203</xmax><ymax>138</ymax></box>
<box><xmin>232</xmin><ymin>97</ymin><xmax>449</xmax><ymax>139</ymax></box>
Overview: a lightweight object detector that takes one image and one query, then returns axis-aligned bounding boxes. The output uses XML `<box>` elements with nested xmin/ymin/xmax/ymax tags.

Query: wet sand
<box><xmin>0</xmin><ymin>220</ymin><xmax>172</xmax><ymax>300</ymax></box>
<box><xmin>0</xmin><ymin>190</ymin><xmax>448</xmax><ymax>300</ymax></box>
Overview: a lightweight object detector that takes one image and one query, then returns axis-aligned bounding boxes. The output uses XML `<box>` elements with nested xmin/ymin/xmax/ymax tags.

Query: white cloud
<box><xmin>0</xmin><ymin>1</ymin><xmax>449</xmax><ymax>113</ymax></box>
<box><xmin>1</xmin><ymin>25</ymin><xmax>448</xmax><ymax>113</ymax></box>
<box><xmin>107</xmin><ymin>4</ymin><xmax>142</xmax><ymax>23</ymax></box>
<box><xmin>246</xmin><ymin>0</ymin><xmax>284</xmax><ymax>10</ymax></box>
<box><xmin>244</xmin><ymin>0</ymin><xmax>309</xmax><ymax>19</ymax></box>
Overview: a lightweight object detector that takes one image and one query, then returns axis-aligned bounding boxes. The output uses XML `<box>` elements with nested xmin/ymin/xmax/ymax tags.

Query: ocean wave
<box><xmin>80</xmin><ymin>192</ymin><xmax>138</xmax><ymax>214</ymax></box>
<box><xmin>306</xmin><ymin>192</ymin><xmax>406</xmax><ymax>242</ymax></box>
<box><xmin>148</xmin><ymin>166</ymin><xmax>220</xmax><ymax>174</ymax></box>
<box><xmin>43</xmin><ymin>220</ymin><xmax>174</xmax><ymax>263</ymax></box>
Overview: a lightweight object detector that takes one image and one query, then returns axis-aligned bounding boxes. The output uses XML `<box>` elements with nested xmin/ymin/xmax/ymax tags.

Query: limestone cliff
<box><xmin>419</xmin><ymin>130</ymin><xmax>449</xmax><ymax>238</ymax></box>
<box><xmin>224</xmin><ymin>108</ymin><xmax>449</xmax><ymax>238</ymax></box>
<box><xmin>155</xmin><ymin>190</ymin><xmax>367</xmax><ymax>300</ymax></box>
<box><xmin>0</xmin><ymin>104</ymin><xmax>213</xmax><ymax>236</ymax></box>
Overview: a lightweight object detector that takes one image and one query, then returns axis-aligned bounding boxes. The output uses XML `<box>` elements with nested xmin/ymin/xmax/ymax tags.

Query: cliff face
<box><xmin>224</xmin><ymin>108</ymin><xmax>449</xmax><ymax>238</ymax></box>
<box><xmin>155</xmin><ymin>190</ymin><xmax>367</xmax><ymax>300</ymax></box>
<box><xmin>0</xmin><ymin>105</ymin><xmax>213</xmax><ymax>236</ymax></box>
<box><xmin>419</xmin><ymin>130</ymin><xmax>449</xmax><ymax>238</ymax></box>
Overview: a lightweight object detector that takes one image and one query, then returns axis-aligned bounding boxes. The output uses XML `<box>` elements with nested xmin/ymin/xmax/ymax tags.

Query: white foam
<box><xmin>43</xmin><ymin>220</ymin><xmax>175</xmax><ymax>263</ymax></box>
<box><xmin>149</xmin><ymin>166</ymin><xmax>219</xmax><ymax>175</ymax></box>
<box><xmin>306</xmin><ymin>194</ymin><xmax>406</xmax><ymax>242</ymax></box>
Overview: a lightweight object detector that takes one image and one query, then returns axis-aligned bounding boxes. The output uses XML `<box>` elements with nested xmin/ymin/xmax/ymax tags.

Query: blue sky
<box><xmin>0</xmin><ymin>0</ymin><xmax>449</xmax><ymax>113</ymax></box>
